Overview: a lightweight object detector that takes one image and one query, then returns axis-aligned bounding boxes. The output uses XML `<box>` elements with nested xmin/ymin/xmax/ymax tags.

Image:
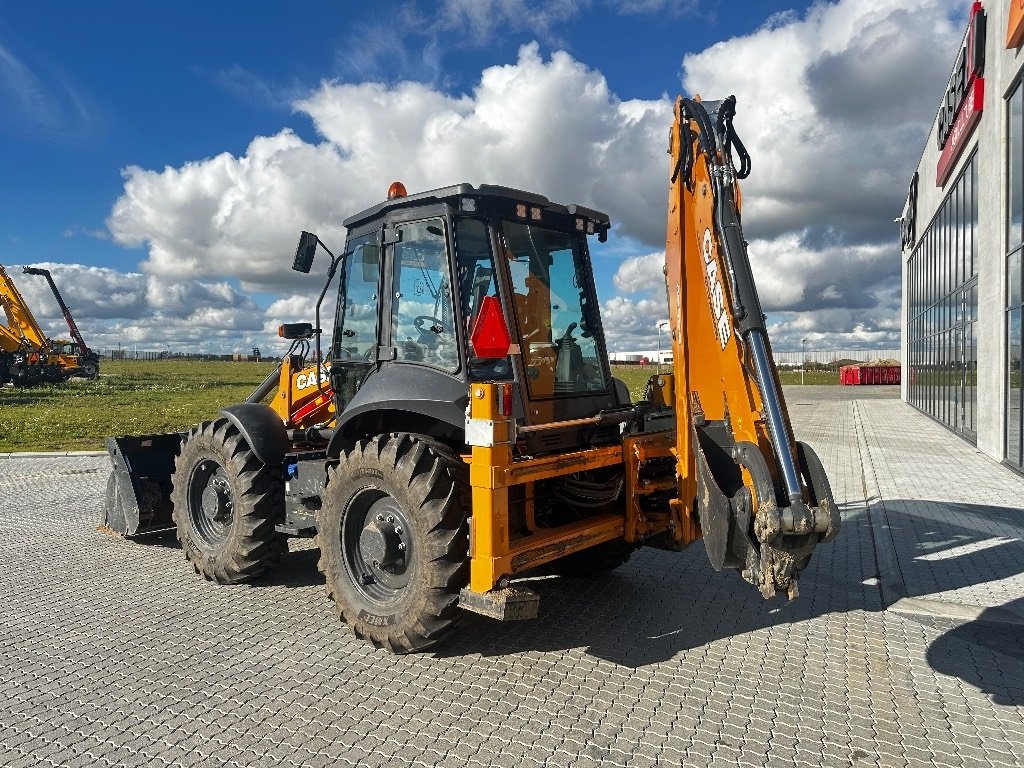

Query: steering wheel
<box><xmin>414</xmin><ymin>315</ymin><xmax>447</xmax><ymax>334</ymax></box>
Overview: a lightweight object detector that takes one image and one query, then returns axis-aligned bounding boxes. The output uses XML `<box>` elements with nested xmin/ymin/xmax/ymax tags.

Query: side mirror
<box><xmin>293</xmin><ymin>231</ymin><xmax>318</xmax><ymax>273</ymax></box>
<box><xmin>278</xmin><ymin>322</ymin><xmax>314</xmax><ymax>340</ymax></box>
<box><xmin>361</xmin><ymin>244</ymin><xmax>380</xmax><ymax>282</ymax></box>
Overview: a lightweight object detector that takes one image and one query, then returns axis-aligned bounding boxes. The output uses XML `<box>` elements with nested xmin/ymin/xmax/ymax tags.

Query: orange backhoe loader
<box><xmin>103</xmin><ymin>95</ymin><xmax>839</xmax><ymax>652</ymax></box>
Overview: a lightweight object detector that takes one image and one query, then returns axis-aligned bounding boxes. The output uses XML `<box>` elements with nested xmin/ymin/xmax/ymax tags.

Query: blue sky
<box><xmin>0</xmin><ymin>0</ymin><xmax>964</xmax><ymax>353</ymax></box>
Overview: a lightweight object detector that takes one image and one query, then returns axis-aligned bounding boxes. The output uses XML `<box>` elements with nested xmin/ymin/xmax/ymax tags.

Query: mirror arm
<box><xmin>312</xmin><ymin>249</ymin><xmax>347</xmax><ymax>392</ymax></box>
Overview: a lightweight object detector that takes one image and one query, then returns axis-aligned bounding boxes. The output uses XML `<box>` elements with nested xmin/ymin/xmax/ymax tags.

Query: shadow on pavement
<box><xmin>438</xmin><ymin>532</ymin><xmax>875</xmax><ymax>668</ymax></box>
<box><xmin>876</xmin><ymin>500</ymin><xmax>1024</xmax><ymax>602</ymax></box>
<box><xmin>113</xmin><ymin>495</ymin><xmax>1024</xmax><ymax>668</ymax></box>
<box><xmin>926</xmin><ymin>597</ymin><xmax>1024</xmax><ymax>706</ymax></box>
<box><xmin>252</xmin><ymin>545</ymin><xmax>325</xmax><ymax>588</ymax></box>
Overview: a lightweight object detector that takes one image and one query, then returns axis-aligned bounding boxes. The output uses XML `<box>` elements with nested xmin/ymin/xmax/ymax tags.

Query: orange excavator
<box><xmin>103</xmin><ymin>94</ymin><xmax>839</xmax><ymax>652</ymax></box>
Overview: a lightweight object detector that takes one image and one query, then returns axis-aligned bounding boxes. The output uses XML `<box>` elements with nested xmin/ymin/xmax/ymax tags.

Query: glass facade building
<box><xmin>901</xmin><ymin>1</ymin><xmax>1024</xmax><ymax>468</ymax></box>
<box><xmin>1007</xmin><ymin>81</ymin><xmax>1024</xmax><ymax>468</ymax></box>
<box><xmin>906</xmin><ymin>154</ymin><xmax>978</xmax><ymax>442</ymax></box>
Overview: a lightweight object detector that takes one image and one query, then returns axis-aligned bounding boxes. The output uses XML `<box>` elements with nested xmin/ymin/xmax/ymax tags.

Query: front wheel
<box><xmin>317</xmin><ymin>434</ymin><xmax>468</xmax><ymax>653</ymax></box>
<box><xmin>171</xmin><ymin>418</ymin><xmax>285</xmax><ymax>583</ymax></box>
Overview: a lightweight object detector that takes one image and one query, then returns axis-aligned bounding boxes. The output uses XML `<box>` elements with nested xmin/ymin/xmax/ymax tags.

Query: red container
<box><xmin>839</xmin><ymin>364</ymin><xmax>900</xmax><ymax>385</ymax></box>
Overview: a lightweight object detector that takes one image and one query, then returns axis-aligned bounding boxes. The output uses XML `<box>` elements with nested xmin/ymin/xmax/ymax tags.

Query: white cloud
<box><xmin>109</xmin><ymin>44</ymin><xmax>670</xmax><ymax>291</ymax></box>
<box><xmin>613</xmin><ymin>251</ymin><xmax>664</xmax><ymax>294</ymax></box>
<box><xmin>10</xmin><ymin>263</ymin><xmax>148</xmax><ymax>321</ymax></box>
<box><xmin>0</xmin><ymin>44</ymin><xmax>97</xmax><ymax>143</ymax></box>
<box><xmin>600</xmin><ymin>296</ymin><xmax>669</xmax><ymax>351</ymax></box>
<box><xmin>5</xmin><ymin>262</ymin><xmax>277</xmax><ymax>355</ymax></box>
<box><xmin>682</xmin><ymin>0</ymin><xmax>961</xmax><ymax>245</ymax></box>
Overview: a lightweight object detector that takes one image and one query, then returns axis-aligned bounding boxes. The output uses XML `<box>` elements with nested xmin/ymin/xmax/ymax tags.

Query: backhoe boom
<box><xmin>661</xmin><ymin>95</ymin><xmax>839</xmax><ymax>599</ymax></box>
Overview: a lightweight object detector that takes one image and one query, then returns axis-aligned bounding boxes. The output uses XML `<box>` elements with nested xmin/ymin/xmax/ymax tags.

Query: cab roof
<box><xmin>342</xmin><ymin>183</ymin><xmax>611</xmax><ymax>233</ymax></box>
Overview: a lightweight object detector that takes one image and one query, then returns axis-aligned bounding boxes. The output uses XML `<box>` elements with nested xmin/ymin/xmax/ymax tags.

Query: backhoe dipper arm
<box><xmin>23</xmin><ymin>267</ymin><xmax>91</xmax><ymax>356</ymax></box>
<box><xmin>664</xmin><ymin>95</ymin><xmax>840</xmax><ymax>600</ymax></box>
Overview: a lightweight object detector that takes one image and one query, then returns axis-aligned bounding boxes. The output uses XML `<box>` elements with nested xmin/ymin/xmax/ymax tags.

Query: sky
<box><xmin>0</xmin><ymin>0</ymin><xmax>966</xmax><ymax>355</ymax></box>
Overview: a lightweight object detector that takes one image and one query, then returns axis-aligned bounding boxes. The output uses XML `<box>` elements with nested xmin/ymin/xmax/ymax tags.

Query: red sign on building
<box><xmin>936</xmin><ymin>2</ymin><xmax>987</xmax><ymax>187</ymax></box>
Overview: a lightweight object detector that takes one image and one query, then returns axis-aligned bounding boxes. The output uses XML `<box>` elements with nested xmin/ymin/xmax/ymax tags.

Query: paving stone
<box><xmin>0</xmin><ymin>388</ymin><xmax>1023</xmax><ymax>766</ymax></box>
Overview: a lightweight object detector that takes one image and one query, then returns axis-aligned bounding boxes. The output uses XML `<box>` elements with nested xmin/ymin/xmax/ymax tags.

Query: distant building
<box><xmin>608</xmin><ymin>350</ymin><xmax>672</xmax><ymax>364</ymax></box>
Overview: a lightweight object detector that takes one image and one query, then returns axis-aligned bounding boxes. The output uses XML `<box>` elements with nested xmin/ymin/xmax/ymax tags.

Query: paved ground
<box><xmin>1</xmin><ymin>385</ymin><xmax>1023</xmax><ymax>767</ymax></box>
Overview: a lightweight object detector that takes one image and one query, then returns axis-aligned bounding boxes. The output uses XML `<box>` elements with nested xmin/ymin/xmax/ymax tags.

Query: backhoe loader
<box><xmin>103</xmin><ymin>95</ymin><xmax>839</xmax><ymax>653</ymax></box>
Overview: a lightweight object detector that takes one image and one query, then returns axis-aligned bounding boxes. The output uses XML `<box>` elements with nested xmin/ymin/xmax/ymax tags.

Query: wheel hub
<box><xmin>200</xmin><ymin>481</ymin><xmax>231</xmax><ymax>522</ymax></box>
<box><xmin>359</xmin><ymin>518</ymin><xmax>405</xmax><ymax>568</ymax></box>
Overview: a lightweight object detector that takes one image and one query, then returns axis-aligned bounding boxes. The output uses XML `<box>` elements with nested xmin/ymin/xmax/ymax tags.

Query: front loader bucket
<box><xmin>102</xmin><ymin>433</ymin><xmax>183</xmax><ymax>536</ymax></box>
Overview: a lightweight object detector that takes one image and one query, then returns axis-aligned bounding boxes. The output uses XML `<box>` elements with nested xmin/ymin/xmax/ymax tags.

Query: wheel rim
<box><xmin>187</xmin><ymin>459</ymin><xmax>234</xmax><ymax>549</ymax></box>
<box><xmin>341</xmin><ymin>489</ymin><xmax>414</xmax><ymax>605</ymax></box>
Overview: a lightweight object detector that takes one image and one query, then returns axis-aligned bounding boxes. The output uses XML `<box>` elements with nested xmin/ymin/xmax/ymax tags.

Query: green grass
<box><xmin>610</xmin><ymin>365</ymin><xmax>839</xmax><ymax>400</ymax></box>
<box><xmin>0</xmin><ymin>360</ymin><xmax>278</xmax><ymax>453</ymax></box>
<box><xmin>0</xmin><ymin>360</ymin><xmax>843</xmax><ymax>453</ymax></box>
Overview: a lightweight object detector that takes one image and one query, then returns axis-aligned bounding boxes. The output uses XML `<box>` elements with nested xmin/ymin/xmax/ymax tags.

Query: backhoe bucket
<box><xmin>102</xmin><ymin>433</ymin><xmax>183</xmax><ymax>536</ymax></box>
<box><xmin>694</xmin><ymin>424</ymin><xmax>839</xmax><ymax>600</ymax></box>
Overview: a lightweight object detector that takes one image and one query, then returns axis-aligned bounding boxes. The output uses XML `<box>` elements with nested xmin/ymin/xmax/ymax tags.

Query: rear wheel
<box><xmin>171</xmin><ymin>418</ymin><xmax>285</xmax><ymax>583</ymax></box>
<box><xmin>317</xmin><ymin>434</ymin><xmax>468</xmax><ymax>653</ymax></box>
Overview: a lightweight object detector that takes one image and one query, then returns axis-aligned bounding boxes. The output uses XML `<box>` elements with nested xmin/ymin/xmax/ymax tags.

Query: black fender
<box><xmin>328</xmin><ymin>365</ymin><xmax>468</xmax><ymax>457</ymax></box>
<box><xmin>220</xmin><ymin>403</ymin><xmax>289</xmax><ymax>466</ymax></box>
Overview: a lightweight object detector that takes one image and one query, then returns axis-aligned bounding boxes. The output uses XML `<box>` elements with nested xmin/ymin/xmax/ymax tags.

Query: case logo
<box><xmin>702</xmin><ymin>228</ymin><xmax>732</xmax><ymax>350</ymax></box>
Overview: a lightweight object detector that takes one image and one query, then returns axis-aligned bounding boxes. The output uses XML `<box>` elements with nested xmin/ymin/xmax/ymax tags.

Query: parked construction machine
<box><xmin>23</xmin><ymin>267</ymin><xmax>100</xmax><ymax>378</ymax></box>
<box><xmin>103</xmin><ymin>95</ymin><xmax>839</xmax><ymax>653</ymax></box>
<box><xmin>0</xmin><ymin>264</ymin><xmax>85</xmax><ymax>385</ymax></box>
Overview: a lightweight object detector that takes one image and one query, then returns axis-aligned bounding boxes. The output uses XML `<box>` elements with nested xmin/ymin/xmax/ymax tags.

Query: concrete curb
<box><xmin>888</xmin><ymin>596</ymin><xmax>1024</xmax><ymax>627</ymax></box>
<box><xmin>0</xmin><ymin>451</ymin><xmax>107</xmax><ymax>458</ymax></box>
<box><xmin>853</xmin><ymin>400</ymin><xmax>909</xmax><ymax>607</ymax></box>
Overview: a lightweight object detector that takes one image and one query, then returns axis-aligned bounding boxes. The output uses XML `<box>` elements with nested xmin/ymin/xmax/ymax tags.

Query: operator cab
<box><xmin>297</xmin><ymin>183</ymin><xmax>621</xmax><ymax>455</ymax></box>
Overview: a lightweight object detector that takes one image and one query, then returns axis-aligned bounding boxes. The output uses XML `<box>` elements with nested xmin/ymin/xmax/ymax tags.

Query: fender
<box><xmin>220</xmin><ymin>403</ymin><xmax>289</xmax><ymax>466</ymax></box>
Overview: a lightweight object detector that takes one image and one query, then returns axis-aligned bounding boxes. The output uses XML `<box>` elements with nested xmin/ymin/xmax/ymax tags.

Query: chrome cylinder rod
<box><xmin>748</xmin><ymin>330</ymin><xmax>803</xmax><ymax>505</ymax></box>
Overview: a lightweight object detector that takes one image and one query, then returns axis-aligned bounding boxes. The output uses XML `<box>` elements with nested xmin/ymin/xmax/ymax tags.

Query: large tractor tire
<box><xmin>316</xmin><ymin>434</ymin><xmax>469</xmax><ymax>653</ymax></box>
<box><xmin>79</xmin><ymin>359</ymin><xmax>99</xmax><ymax>379</ymax></box>
<box><xmin>171</xmin><ymin>418</ymin><xmax>285</xmax><ymax>584</ymax></box>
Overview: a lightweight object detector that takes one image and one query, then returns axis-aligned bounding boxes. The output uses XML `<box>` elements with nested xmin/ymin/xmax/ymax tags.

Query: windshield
<box><xmin>502</xmin><ymin>220</ymin><xmax>607</xmax><ymax>397</ymax></box>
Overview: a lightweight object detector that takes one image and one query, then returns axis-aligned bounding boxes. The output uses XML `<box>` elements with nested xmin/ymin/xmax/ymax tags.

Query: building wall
<box><xmin>903</xmin><ymin>0</ymin><xmax>1024</xmax><ymax>462</ymax></box>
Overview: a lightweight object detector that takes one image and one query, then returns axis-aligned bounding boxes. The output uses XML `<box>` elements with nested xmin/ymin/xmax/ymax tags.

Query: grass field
<box><xmin>613</xmin><ymin>364</ymin><xmax>839</xmax><ymax>397</ymax></box>
<box><xmin>0</xmin><ymin>360</ymin><xmax>279</xmax><ymax>453</ymax></box>
<box><xmin>0</xmin><ymin>360</ymin><xmax>839</xmax><ymax>453</ymax></box>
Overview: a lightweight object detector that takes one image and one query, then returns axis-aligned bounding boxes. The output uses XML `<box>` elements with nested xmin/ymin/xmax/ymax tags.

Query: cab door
<box><xmin>331</xmin><ymin>230</ymin><xmax>382</xmax><ymax>411</ymax></box>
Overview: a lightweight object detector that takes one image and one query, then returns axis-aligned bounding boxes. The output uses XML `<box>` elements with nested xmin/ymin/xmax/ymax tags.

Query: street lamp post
<box><xmin>801</xmin><ymin>338</ymin><xmax>807</xmax><ymax>385</ymax></box>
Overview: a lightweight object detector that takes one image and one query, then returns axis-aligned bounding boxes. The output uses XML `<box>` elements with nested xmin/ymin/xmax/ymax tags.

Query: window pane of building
<box><xmin>1011</xmin><ymin>85</ymin><xmax>1023</xmax><ymax>252</ymax></box>
<box><xmin>906</xmin><ymin>153</ymin><xmax>976</xmax><ymax>441</ymax></box>
<box><xmin>1010</xmin><ymin>250</ymin><xmax>1022</xmax><ymax>308</ymax></box>
<box><xmin>971</xmin><ymin>158</ymin><xmax>978</xmax><ymax>277</ymax></box>
<box><xmin>1010</xmin><ymin>308</ymin><xmax>1023</xmax><ymax>467</ymax></box>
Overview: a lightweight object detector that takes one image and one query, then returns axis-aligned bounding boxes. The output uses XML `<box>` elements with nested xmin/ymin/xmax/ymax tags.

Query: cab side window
<box><xmin>391</xmin><ymin>219</ymin><xmax>458</xmax><ymax>372</ymax></box>
<box><xmin>456</xmin><ymin>217</ymin><xmax>509</xmax><ymax>380</ymax></box>
<box><xmin>334</xmin><ymin>234</ymin><xmax>380</xmax><ymax>362</ymax></box>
